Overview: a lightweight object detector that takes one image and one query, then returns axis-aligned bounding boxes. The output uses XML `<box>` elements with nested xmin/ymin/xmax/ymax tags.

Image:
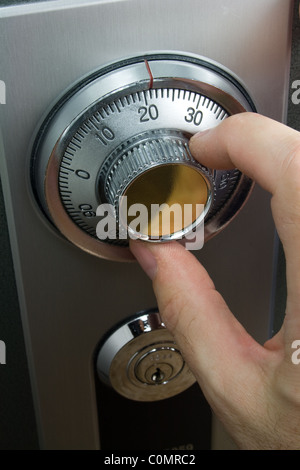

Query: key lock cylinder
<box><xmin>31</xmin><ymin>52</ymin><xmax>255</xmax><ymax>401</ymax></box>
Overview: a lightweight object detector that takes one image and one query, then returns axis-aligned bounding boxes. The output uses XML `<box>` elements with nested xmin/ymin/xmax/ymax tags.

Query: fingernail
<box><xmin>189</xmin><ymin>129</ymin><xmax>212</xmax><ymax>156</ymax></box>
<box><xmin>129</xmin><ymin>240</ymin><xmax>157</xmax><ymax>280</ymax></box>
<box><xmin>190</xmin><ymin>128</ymin><xmax>212</xmax><ymax>143</ymax></box>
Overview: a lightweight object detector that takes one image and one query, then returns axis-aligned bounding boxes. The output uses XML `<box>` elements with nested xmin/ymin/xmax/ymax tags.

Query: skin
<box><xmin>130</xmin><ymin>113</ymin><xmax>300</xmax><ymax>449</ymax></box>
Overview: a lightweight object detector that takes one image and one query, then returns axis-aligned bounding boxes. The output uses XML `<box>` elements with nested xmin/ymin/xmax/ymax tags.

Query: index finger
<box><xmin>190</xmin><ymin>112</ymin><xmax>300</xmax><ymax>341</ymax></box>
<box><xmin>189</xmin><ymin>112</ymin><xmax>300</xmax><ymax>195</ymax></box>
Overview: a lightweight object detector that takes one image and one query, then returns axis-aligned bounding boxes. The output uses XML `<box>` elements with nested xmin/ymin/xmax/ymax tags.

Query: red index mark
<box><xmin>144</xmin><ymin>59</ymin><xmax>153</xmax><ymax>89</ymax></box>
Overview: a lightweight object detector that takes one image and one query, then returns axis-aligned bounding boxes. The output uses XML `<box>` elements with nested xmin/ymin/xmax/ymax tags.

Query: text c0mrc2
<box><xmin>103</xmin><ymin>454</ymin><xmax>196</xmax><ymax>466</ymax></box>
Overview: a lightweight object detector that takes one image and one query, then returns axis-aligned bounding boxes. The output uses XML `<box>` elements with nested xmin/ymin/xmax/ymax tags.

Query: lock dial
<box><xmin>31</xmin><ymin>52</ymin><xmax>255</xmax><ymax>261</ymax></box>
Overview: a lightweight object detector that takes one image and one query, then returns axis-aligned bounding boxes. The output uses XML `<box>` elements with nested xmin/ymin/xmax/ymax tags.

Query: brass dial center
<box><xmin>124</xmin><ymin>164</ymin><xmax>209</xmax><ymax>238</ymax></box>
<box><xmin>100</xmin><ymin>129</ymin><xmax>212</xmax><ymax>242</ymax></box>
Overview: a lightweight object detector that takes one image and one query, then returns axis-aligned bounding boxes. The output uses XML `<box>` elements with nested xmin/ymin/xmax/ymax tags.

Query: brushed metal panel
<box><xmin>0</xmin><ymin>0</ymin><xmax>293</xmax><ymax>449</ymax></box>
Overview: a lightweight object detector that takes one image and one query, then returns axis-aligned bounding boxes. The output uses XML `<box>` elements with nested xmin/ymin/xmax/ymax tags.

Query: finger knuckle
<box><xmin>280</xmin><ymin>139</ymin><xmax>300</xmax><ymax>190</ymax></box>
<box><xmin>159</xmin><ymin>289</ymin><xmax>186</xmax><ymax>334</ymax></box>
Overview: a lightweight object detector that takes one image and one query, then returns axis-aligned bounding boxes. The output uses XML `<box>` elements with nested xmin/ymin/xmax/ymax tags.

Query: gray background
<box><xmin>0</xmin><ymin>0</ymin><xmax>299</xmax><ymax>450</ymax></box>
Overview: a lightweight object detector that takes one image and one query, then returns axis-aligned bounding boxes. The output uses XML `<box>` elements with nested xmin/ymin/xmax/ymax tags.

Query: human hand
<box><xmin>130</xmin><ymin>113</ymin><xmax>300</xmax><ymax>450</ymax></box>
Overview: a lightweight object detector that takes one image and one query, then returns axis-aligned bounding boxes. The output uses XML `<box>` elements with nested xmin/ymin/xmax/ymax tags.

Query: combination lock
<box><xmin>31</xmin><ymin>52</ymin><xmax>255</xmax><ymax>261</ymax></box>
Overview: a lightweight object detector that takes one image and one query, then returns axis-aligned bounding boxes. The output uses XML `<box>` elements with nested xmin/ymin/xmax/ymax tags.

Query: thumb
<box><xmin>130</xmin><ymin>240</ymin><xmax>267</xmax><ymax>396</ymax></box>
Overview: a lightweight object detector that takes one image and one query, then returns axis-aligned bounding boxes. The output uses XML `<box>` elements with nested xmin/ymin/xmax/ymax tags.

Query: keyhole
<box><xmin>151</xmin><ymin>368</ymin><xmax>165</xmax><ymax>383</ymax></box>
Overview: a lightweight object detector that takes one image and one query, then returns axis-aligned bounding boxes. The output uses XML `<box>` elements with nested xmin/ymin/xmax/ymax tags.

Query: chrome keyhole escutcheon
<box><xmin>96</xmin><ymin>310</ymin><xmax>196</xmax><ymax>402</ymax></box>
